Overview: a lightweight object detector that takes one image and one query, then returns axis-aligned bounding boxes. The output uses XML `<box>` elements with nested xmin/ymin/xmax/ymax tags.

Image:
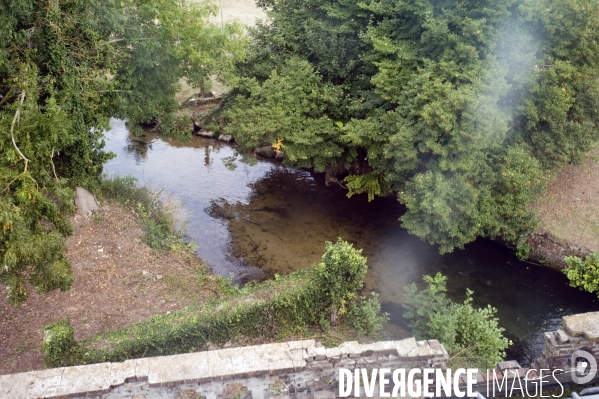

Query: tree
<box><xmin>225</xmin><ymin>0</ymin><xmax>599</xmax><ymax>256</ymax></box>
<box><xmin>0</xmin><ymin>0</ymin><xmax>245</xmax><ymax>305</ymax></box>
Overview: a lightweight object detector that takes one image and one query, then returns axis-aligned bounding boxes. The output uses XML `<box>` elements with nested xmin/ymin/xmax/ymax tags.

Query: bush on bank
<box><xmin>43</xmin><ymin>238</ymin><xmax>378</xmax><ymax>367</ymax></box>
<box><xmin>564</xmin><ymin>252</ymin><xmax>599</xmax><ymax>297</ymax></box>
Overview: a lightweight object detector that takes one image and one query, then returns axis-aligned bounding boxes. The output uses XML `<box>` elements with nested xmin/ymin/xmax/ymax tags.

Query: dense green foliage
<box><xmin>225</xmin><ymin>0</ymin><xmax>599</xmax><ymax>254</ymax></box>
<box><xmin>0</xmin><ymin>0</ymin><xmax>244</xmax><ymax>304</ymax></box>
<box><xmin>403</xmin><ymin>273</ymin><xmax>510</xmax><ymax>369</ymax></box>
<box><xmin>564</xmin><ymin>252</ymin><xmax>599</xmax><ymax>296</ymax></box>
<box><xmin>347</xmin><ymin>292</ymin><xmax>389</xmax><ymax>335</ymax></box>
<box><xmin>313</xmin><ymin>239</ymin><xmax>368</xmax><ymax>310</ymax></box>
<box><xmin>42</xmin><ymin>239</ymin><xmax>380</xmax><ymax>366</ymax></box>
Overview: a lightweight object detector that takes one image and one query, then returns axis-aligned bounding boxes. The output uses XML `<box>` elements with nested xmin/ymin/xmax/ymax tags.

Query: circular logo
<box><xmin>571</xmin><ymin>350</ymin><xmax>598</xmax><ymax>384</ymax></box>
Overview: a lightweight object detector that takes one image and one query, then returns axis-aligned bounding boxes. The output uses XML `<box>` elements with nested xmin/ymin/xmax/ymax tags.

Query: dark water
<box><xmin>103</xmin><ymin>119</ymin><xmax>599</xmax><ymax>365</ymax></box>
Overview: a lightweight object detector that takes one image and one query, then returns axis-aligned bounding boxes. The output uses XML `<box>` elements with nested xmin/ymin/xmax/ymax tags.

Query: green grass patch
<box><xmin>99</xmin><ymin>175</ymin><xmax>194</xmax><ymax>253</ymax></box>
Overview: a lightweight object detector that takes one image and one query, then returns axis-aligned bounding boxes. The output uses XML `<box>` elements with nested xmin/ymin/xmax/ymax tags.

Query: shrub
<box><xmin>347</xmin><ymin>292</ymin><xmax>390</xmax><ymax>336</ymax></box>
<box><xmin>564</xmin><ymin>252</ymin><xmax>599</xmax><ymax>296</ymax></box>
<box><xmin>404</xmin><ymin>273</ymin><xmax>510</xmax><ymax>369</ymax></box>
<box><xmin>43</xmin><ymin>319</ymin><xmax>82</xmax><ymax>367</ymax></box>
<box><xmin>312</xmin><ymin>238</ymin><xmax>368</xmax><ymax>325</ymax></box>
<box><xmin>156</xmin><ymin>113</ymin><xmax>193</xmax><ymax>142</ymax></box>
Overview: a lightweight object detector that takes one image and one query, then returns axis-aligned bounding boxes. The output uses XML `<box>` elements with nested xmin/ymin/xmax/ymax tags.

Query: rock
<box><xmin>218</xmin><ymin>134</ymin><xmax>234</xmax><ymax>143</ymax></box>
<box><xmin>74</xmin><ymin>187</ymin><xmax>99</xmax><ymax>215</ymax></box>
<box><xmin>275</xmin><ymin>151</ymin><xmax>285</xmax><ymax>161</ymax></box>
<box><xmin>255</xmin><ymin>145</ymin><xmax>276</xmax><ymax>158</ymax></box>
<box><xmin>195</xmin><ymin>130</ymin><xmax>215</xmax><ymax>138</ymax></box>
<box><xmin>563</xmin><ymin>312</ymin><xmax>599</xmax><ymax>342</ymax></box>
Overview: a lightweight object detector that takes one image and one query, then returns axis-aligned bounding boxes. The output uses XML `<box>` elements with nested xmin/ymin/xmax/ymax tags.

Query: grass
<box><xmin>164</xmin><ymin>263</ymin><xmax>210</xmax><ymax>302</ymax></box>
<box><xmin>99</xmin><ymin>175</ymin><xmax>191</xmax><ymax>253</ymax></box>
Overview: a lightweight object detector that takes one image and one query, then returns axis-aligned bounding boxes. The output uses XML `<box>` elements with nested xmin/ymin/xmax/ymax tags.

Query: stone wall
<box><xmin>528</xmin><ymin>230</ymin><xmax>592</xmax><ymax>270</ymax></box>
<box><xmin>0</xmin><ymin>338</ymin><xmax>447</xmax><ymax>399</ymax></box>
<box><xmin>4</xmin><ymin>312</ymin><xmax>599</xmax><ymax>399</ymax></box>
<box><xmin>534</xmin><ymin>312</ymin><xmax>599</xmax><ymax>371</ymax></box>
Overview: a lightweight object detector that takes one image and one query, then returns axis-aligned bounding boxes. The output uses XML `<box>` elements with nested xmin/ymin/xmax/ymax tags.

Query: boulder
<box><xmin>275</xmin><ymin>151</ymin><xmax>285</xmax><ymax>161</ymax></box>
<box><xmin>255</xmin><ymin>145</ymin><xmax>276</xmax><ymax>158</ymax></box>
<box><xmin>218</xmin><ymin>134</ymin><xmax>234</xmax><ymax>143</ymax></box>
<box><xmin>195</xmin><ymin>130</ymin><xmax>215</xmax><ymax>138</ymax></box>
<box><xmin>74</xmin><ymin>187</ymin><xmax>99</xmax><ymax>215</ymax></box>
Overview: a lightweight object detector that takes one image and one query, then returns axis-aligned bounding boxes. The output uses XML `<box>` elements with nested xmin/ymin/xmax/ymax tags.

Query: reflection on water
<box><xmin>103</xmin><ymin>119</ymin><xmax>599</xmax><ymax>365</ymax></box>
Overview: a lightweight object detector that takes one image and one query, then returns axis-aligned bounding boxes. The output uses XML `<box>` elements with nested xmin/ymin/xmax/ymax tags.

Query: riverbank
<box><xmin>530</xmin><ymin>147</ymin><xmax>599</xmax><ymax>269</ymax></box>
<box><xmin>0</xmin><ymin>181</ymin><xmax>384</xmax><ymax>375</ymax></box>
<box><xmin>0</xmin><ymin>200</ymin><xmax>223</xmax><ymax>375</ymax></box>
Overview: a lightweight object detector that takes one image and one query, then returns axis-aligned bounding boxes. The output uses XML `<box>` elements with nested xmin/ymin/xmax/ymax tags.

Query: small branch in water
<box><xmin>335</xmin><ymin>179</ymin><xmax>348</xmax><ymax>190</ymax></box>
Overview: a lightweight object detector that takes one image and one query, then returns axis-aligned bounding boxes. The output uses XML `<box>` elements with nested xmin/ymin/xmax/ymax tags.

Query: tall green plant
<box><xmin>404</xmin><ymin>273</ymin><xmax>510</xmax><ymax>369</ymax></box>
<box><xmin>312</xmin><ymin>238</ymin><xmax>368</xmax><ymax>326</ymax></box>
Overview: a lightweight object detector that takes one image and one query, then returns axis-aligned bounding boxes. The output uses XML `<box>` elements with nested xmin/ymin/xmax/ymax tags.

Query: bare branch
<box><xmin>10</xmin><ymin>90</ymin><xmax>30</xmax><ymax>172</ymax></box>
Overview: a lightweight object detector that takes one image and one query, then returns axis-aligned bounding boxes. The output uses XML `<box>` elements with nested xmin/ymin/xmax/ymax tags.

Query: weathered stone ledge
<box><xmin>0</xmin><ymin>338</ymin><xmax>447</xmax><ymax>399</ymax></box>
<box><xmin>4</xmin><ymin>312</ymin><xmax>599</xmax><ymax>399</ymax></box>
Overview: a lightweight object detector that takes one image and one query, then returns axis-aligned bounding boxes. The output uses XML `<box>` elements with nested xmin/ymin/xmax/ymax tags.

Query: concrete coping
<box><xmin>563</xmin><ymin>312</ymin><xmax>599</xmax><ymax>342</ymax></box>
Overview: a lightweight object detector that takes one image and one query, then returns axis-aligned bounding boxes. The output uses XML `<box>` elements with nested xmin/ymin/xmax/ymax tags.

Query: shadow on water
<box><xmin>103</xmin><ymin>119</ymin><xmax>599</xmax><ymax>365</ymax></box>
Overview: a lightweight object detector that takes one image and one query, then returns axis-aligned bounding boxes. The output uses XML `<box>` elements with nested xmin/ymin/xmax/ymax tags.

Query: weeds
<box><xmin>99</xmin><ymin>175</ymin><xmax>185</xmax><ymax>253</ymax></box>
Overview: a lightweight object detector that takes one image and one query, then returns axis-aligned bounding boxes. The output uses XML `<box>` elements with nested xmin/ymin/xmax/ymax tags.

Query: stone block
<box><xmin>148</xmin><ymin>352</ymin><xmax>209</xmax><ymax>387</ymax></box>
<box><xmin>428</xmin><ymin>340</ymin><xmax>442</xmax><ymax>350</ymax></box>
<box><xmin>405</xmin><ymin>343</ymin><xmax>436</xmax><ymax>360</ymax></box>
<box><xmin>305</xmin><ymin>341</ymin><xmax>317</xmax><ymax>361</ymax></box>
<box><xmin>472</xmin><ymin>371</ymin><xmax>485</xmax><ymax>385</ymax></box>
<box><xmin>287</xmin><ymin>340</ymin><xmax>315</xmax><ymax>351</ymax></box>
<box><xmin>0</xmin><ymin>371</ymin><xmax>38</xmax><ymax>399</ymax></box>
<box><xmin>338</xmin><ymin>341</ymin><xmax>362</xmax><ymax>358</ymax></box>
<box><xmin>359</xmin><ymin>343</ymin><xmax>376</xmax><ymax>357</ymax></box>
<box><xmin>314</xmin><ymin>346</ymin><xmax>327</xmax><ymax>361</ymax></box>
<box><xmin>27</xmin><ymin>367</ymin><xmax>66</xmax><ymax>398</ymax></box>
<box><xmin>57</xmin><ymin>362</ymin><xmax>112</xmax><ymax>395</ymax></box>
<box><xmin>134</xmin><ymin>357</ymin><xmax>153</xmax><ymax>380</ymax></box>
<box><xmin>370</xmin><ymin>341</ymin><xmax>398</xmax><ymax>356</ymax></box>
<box><xmin>563</xmin><ymin>312</ymin><xmax>599</xmax><ymax>342</ymax></box>
<box><xmin>325</xmin><ymin>347</ymin><xmax>341</xmax><ymax>360</ymax></box>
<box><xmin>395</xmin><ymin>338</ymin><xmax>418</xmax><ymax>357</ymax></box>
<box><xmin>497</xmin><ymin>360</ymin><xmax>521</xmax><ymax>372</ymax></box>
<box><xmin>556</xmin><ymin>329</ymin><xmax>571</xmax><ymax>344</ymax></box>
<box><xmin>208</xmin><ymin>350</ymin><xmax>249</xmax><ymax>380</ymax></box>
<box><xmin>110</xmin><ymin>360</ymin><xmax>137</xmax><ymax>387</ymax></box>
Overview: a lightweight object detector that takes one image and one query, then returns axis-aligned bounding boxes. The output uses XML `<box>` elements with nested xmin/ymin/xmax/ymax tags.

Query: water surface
<box><xmin>103</xmin><ymin>119</ymin><xmax>599</xmax><ymax>365</ymax></box>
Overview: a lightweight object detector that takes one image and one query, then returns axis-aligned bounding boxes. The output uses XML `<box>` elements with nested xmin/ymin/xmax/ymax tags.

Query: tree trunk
<box><xmin>330</xmin><ymin>304</ymin><xmax>338</xmax><ymax>326</ymax></box>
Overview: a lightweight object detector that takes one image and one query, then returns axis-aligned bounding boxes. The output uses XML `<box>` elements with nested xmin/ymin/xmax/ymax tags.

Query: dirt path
<box><xmin>533</xmin><ymin>148</ymin><xmax>599</xmax><ymax>253</ymax></box>
<box><xmin>0</xmin><ymin>204</ymin><xmax>218</xmax><ymax>375</ymax></box>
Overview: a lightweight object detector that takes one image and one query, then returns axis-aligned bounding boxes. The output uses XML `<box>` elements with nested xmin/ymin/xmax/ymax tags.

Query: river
<box><xmin>103</xmin><ymin>119</ymin><xmax>599</xmax><ymax>365</ymax></box>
